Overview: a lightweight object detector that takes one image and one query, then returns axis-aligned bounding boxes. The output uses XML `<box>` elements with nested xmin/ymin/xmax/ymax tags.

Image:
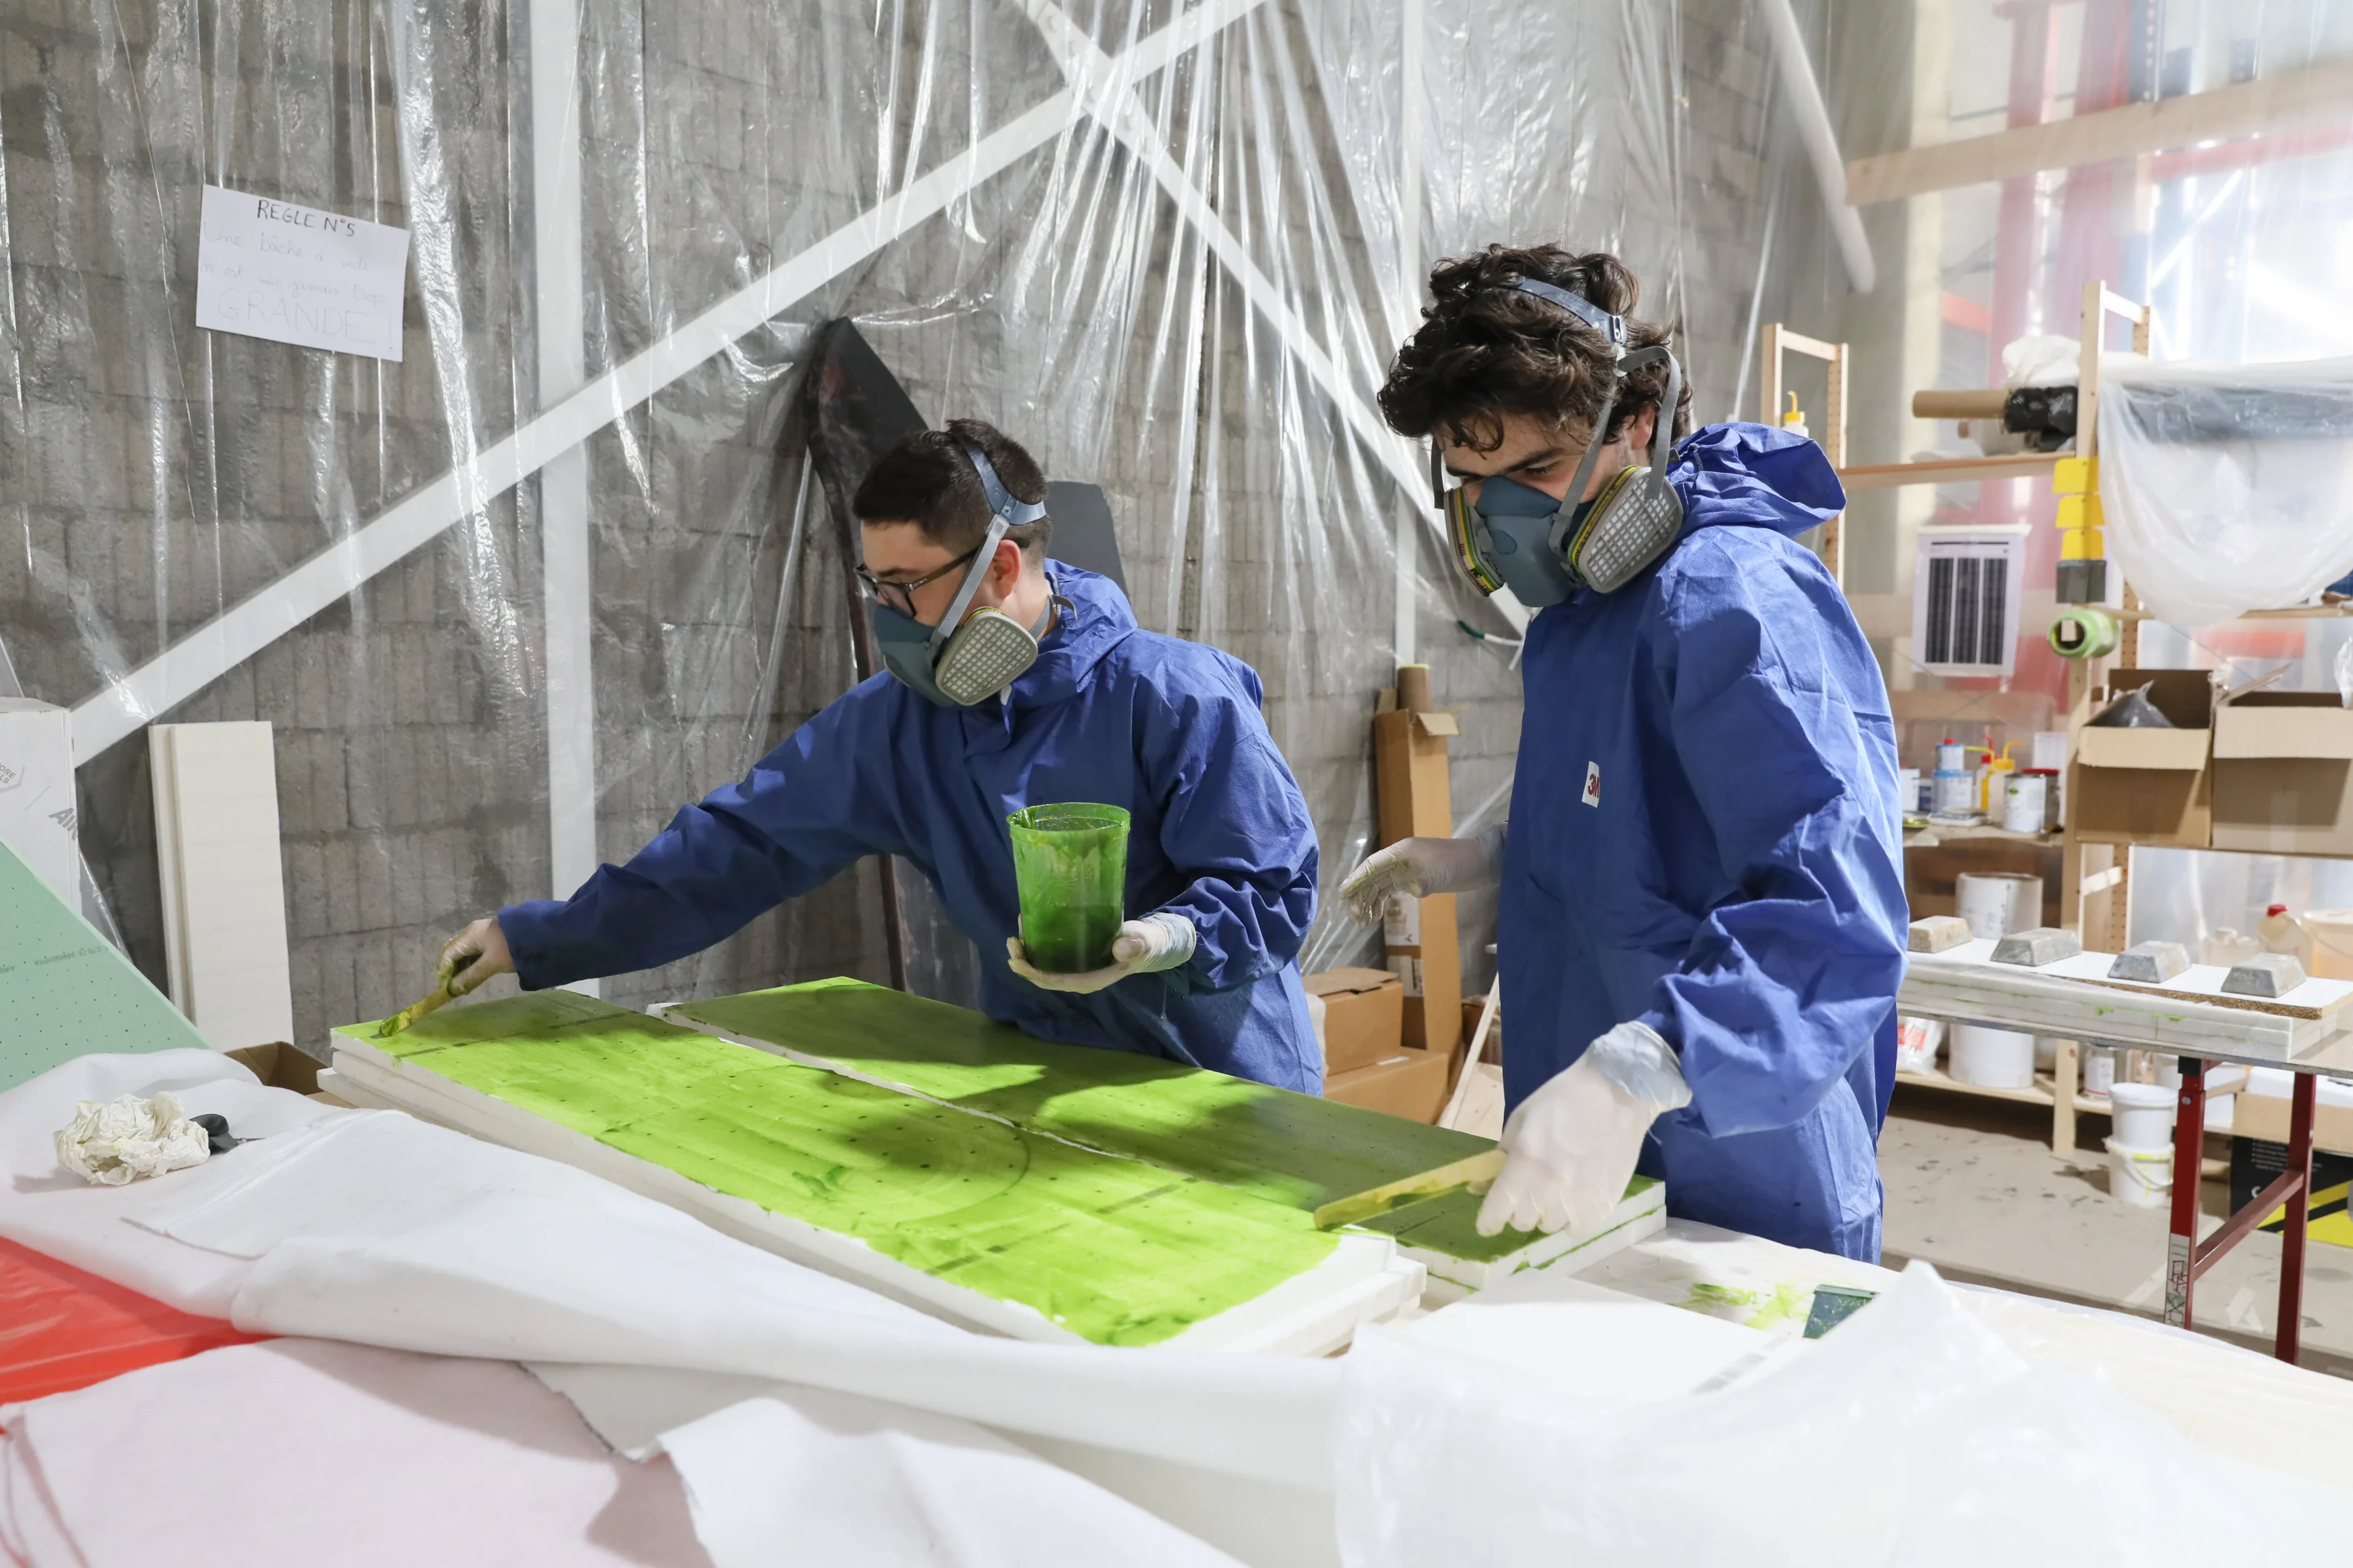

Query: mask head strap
<box><xmin>958</xmin><ymin>439</ymin><xmax>1050</xmax><ymax>529</ymax></box>
<box><xmin>1506</xmin><ymin>276</ymin><xmax>1626</xmax><ymax>356</ymax></box>
<box><xmin>926</xmin><ymin>438</ymin><xmax>1047</xmax><ymax>654</ymax></box>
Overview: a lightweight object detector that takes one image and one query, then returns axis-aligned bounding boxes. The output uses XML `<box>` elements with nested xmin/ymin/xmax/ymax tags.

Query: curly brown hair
<box><xmin>1378</xmin><ymin>244</ymin><xmax>1692</xmax><ymax>454</ymax></box>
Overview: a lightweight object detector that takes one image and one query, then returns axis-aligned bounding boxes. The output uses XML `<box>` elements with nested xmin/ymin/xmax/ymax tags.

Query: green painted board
<box><xmin>0</xmin><ymin>837</ymin><xmax>212</xmax><ymax>1090</ymax></box>
<box><xmin>667</xmin><ymin>979</ymin><xmax>1657</xmax><ymax>1266</ymax></box>
<box><xmin>336</xmin><ymin>992</ymin><xmax>1340</xmax><ymax>1348</ymax></box>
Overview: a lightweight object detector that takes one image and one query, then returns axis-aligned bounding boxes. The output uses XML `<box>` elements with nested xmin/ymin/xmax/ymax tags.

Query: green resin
<box><xmin>338</xmin><ymin>994</ymin><xmax>1337</xmax><ymax>1347</ymax></box>
<box><xmin>1007</xmin><ymin>804</ymin><xmax>1129</xmax><ymax>972</ymax></box>
<box><xmin>671</xmin><ymin>979</ymin><xmax>1493</xmax><ymax>1213</ymax></box>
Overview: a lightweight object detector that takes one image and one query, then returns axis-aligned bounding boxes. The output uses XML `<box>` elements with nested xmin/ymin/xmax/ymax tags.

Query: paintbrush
<box><xmin>1312</xmin><ymin>1148</ymin><xmax>1506</xmax><ymax>1230</ymax></box>
<box><xmin>377</xmin><ymin>981</ymin><xmax>454</xmax><ymax>1037</ymax></box>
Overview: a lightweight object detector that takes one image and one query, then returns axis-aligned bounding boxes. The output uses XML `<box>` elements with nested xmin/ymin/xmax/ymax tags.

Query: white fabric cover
<box><xmin>2099</xmin><ymin>354</ymin><xmax>2353</xmax><ymax>627</ymax></box>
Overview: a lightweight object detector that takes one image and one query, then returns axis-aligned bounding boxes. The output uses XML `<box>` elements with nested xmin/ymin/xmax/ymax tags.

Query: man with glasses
<box><xmin>422</xmin><ymin>419</ymin><xmax>1325</xmax><ymax>1090</ymax></box>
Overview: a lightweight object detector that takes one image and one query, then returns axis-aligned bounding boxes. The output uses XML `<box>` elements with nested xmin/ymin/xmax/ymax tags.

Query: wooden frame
<box><xmin>1759</xmin><ymin>324</ymin><xmax>1849</xmax><ymax>582</ymax></box>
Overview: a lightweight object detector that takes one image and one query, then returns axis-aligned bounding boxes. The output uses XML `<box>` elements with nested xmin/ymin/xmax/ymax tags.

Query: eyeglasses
<box><xmin>856</xmin><ymin>545</ymin><xmax>981</xmax><ymax>618</ymax></box>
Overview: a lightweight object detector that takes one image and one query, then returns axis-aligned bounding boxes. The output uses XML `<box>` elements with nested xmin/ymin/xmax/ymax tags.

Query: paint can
<box><xmin>1897</xmin><ymin>768</ymin><xmax>1920</xmax><ymax>816</ymax></box>
<box><xmin>1955</xmin><ymin>871</ymin><xmax>2043</xmax><ymax>940</ymax></box>
<box><xmin>2001</xmin><ymin>771</ymin><xmax>2047</xmax><ymax>834</ymax></box>
<box><xmin>2108</xmin><ymin>1080</ymin><xmax>2176</xmax><ymax>1147</ymax></box>
<box><xmin>2106</xmin><ymin>1138</ymin><xmax>2173</xmax><ymax>1209</ymax></box>
<box><xmin>1929</xmin><ymin>740</ymin><xmax>1975</xmax><ymax>816</ymax></box>
<box><xmin>1948</xmin><ymin>1023</ymin><xmax>2035</xmax><ymax>1089</ymax></box>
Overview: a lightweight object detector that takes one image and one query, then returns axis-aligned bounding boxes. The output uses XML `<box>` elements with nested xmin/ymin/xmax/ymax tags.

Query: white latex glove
<box><xmin>1337</xmin><ymin>824</ymin><xmax>1504</xmax><ymax>925</ymax></box>
<box><xmin>55</xmin><ymin>1092</ymin><xmax>211</xmax><ymax>1186</ymax></box>
<box><xmin>1005</xmin><ymin>911</ymin><xmax>1196</xmax><ymax>994</ymax></box>
<box><xmin>1476</xmin><ymin>1020</ymin><xmax>1693</xmax><ymax>1238</ymax></box>
<box><xmin>437</xmin><ymin>916</ymin><xmax>515</xmax><ymax>997</ymax></box>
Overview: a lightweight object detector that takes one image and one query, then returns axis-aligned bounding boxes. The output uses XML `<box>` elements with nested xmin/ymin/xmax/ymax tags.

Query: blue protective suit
<box><xmin>1499</xmin><ymin>423</ymin><xmax>1907</xmax><ymax>1260</ymax></box>
<box><xmin>501</xmin><ymin>564</ymin><xmax>1324</xmax><ymax>1091</ymax></box>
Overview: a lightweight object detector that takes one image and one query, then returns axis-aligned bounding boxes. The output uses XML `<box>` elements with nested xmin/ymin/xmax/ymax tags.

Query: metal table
<box><xmin>1896</xmin><ymin>1000</ymin><xmax>2352</xmax><ymax>1365</ymax></box>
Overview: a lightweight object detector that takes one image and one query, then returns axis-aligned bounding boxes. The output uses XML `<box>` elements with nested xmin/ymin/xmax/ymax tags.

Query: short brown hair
<box><xmin>852</xmin><ymin>418</ymin><xmax>1053</xmax><ymax>556</ymax></box>
<box><xmin>1378</xmin><ymin>244</ymin><xmax>1692</xmax><ymax>454</ymax></box>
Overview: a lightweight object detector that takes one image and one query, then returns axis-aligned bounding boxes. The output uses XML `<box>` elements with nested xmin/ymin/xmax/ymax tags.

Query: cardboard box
<box><xmin>1322</xmin><ymin>1046</ymin><xmax>1451</xmax><ymax>1123</ymax></box>
<box><xmin>1372</xmin><ymin>700</ymin><xmax>1462</xmax><ymax>1055</ymax></box>
<box><xmin>226</xmin><ymin>1041</ymin><xmax>324</xmax><ymax>1095</ymax></box>
<box><xmin>1460</xmin><ymin>996</ymin><xmax>1501</xmax><ymax>1065</ymax></box>
<box><xmin>1305</xmin><ymin>967</ymin><xmax>1404</xmax><ymax>1075</ymax></box>
<box><xmin>2228</xmin><ymin>1076</ymin><xmax>2353</xmax><ymax>1158</ymax></box>
<box><xmin>2069</xmin><ymin>668</ymin><xmax>2212</xmax><ymax>847</ymax></box>
<box><xmin>2210</xmin><ymin>691</ymin><xmax>2353</xmax><ymax>856</ymax></box>
<box><xmin>0</xmin><ymin>699</ymin><xmax>81</xmax><ymax>906</ymax></box>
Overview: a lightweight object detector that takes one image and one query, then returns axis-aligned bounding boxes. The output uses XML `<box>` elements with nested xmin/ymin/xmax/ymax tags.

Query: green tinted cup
<box><xmin>1008</xmin><ymin>803</ymin><xmax>1130</xmax><ymax>972</ymax></box>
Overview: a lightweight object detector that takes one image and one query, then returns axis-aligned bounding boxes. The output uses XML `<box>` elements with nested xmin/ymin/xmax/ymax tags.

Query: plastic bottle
<box><xmin>2258</xmin><ymin>904</ymin><xmax>2314</xmax><ymax>970</ymax></box>
<box><xmin>2199</xmin><ymin>927</ymin><xmax>2263</xmax><ymax>967</ymax></box>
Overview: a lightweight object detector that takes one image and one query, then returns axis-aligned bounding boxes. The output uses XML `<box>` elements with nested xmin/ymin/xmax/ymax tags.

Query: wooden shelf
<box><xmin>1905</xmin><ymin>821</ymin><xmax>2063</xmax><ymax>849</ymax></box>
<box><xmin>1836</xmin><ymin>452</ymin><xmax>2062</xmax><ymax>492</ymax></box>
<box><xmin>1897</xmin><ymin>1064</ymin><xmax>2110</xmax><ymax>1117</ymax></box>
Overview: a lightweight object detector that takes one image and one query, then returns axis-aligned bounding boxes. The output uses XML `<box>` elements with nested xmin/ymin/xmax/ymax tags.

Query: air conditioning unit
<box><xmin>1911</xmin><ymin>524</ymin><xmax>2029</xmax><ymax>678</ymax></box>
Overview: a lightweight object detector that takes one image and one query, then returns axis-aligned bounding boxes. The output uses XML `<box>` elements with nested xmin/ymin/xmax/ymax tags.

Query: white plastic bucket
<box><xmin>1956</xmin><ymin>872</ymin><xmax>2043</xmax><ymax>940</ymax></box>
<box><xmin>1948</xmin><ymin>1024</ymin><xmax>2036</xmax><ymax>1089</ymax></box>
<box><xmin>2107</xmin><ymin>1138</ymin><xmax>2174</xmax><ymax>1208</ymax></box>
<box><xmin>2304</xmin><ymin>909</ymin><xmax>2353</xmax><ymax>982</ymax></box>
<box><xmin>2108</xmin><ymin>1080</ymin><xmax>2176</xmax><ymax>1147</ymax></box>
<box><xmin>2081</xmin><ymin>1048</ymin><xmax>2115</xmax><ymax>1096</ymax></box>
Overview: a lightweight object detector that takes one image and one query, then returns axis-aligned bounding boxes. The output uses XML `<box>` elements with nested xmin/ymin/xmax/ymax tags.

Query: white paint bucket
<box><xmin>2081</xmin><ymin>1047</ymin><xmax>2115</xmax><ymax>1096</ymax></box>
<box><xmin>2001</xmin><ymin>772</ymin><xmax>2047</xmax><ymax>834</ymax></box>
<box><xmin>1948</xmin><ymin>1023</ymin><xmax>2036</xmax><ymax>1089</ymax></box>
<box><xmin>2107</xmin><ymin>1138</ymin><xmax>2173</xmax><ymax>1208</ymax></box>
<box><xmin>2108</xmin><ymin>1080</ymin><xmax>2176</xmax><ymax>1147</ymax></box>
<box><xmin>1955</xmin><ymin>871</ymin><xmax>2043</xmax><ymax>940</ymax></box>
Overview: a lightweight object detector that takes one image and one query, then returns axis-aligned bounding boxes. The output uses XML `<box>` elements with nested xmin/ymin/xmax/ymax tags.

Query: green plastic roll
<box><xmin>2048</xmin><ymin>604</ymin><xmax>2120</xmax><ymax>660</ymax></box>
<box><xmin>1008</xmin><ymin>803</ymin><xmax>1130</xmax><ymax>971</ymax></box>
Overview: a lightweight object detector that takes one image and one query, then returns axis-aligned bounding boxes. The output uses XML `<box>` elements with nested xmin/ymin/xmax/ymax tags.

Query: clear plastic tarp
<box><xmin>1</xmin><ymin>0</ymin><xmax>1789</xmax><ymax>1046</ymax></box>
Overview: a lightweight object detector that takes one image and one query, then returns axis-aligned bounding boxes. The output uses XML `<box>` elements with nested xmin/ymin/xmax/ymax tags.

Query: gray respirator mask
<box><xmin>871</xmin><ymin>442</ymin><xmax>1054</xmax><ymax>707</ymax></box>
<box><xmin>1433</xmin><ymin>276</ymin><xmax>1685</xmax><ymax>608</ymax></box>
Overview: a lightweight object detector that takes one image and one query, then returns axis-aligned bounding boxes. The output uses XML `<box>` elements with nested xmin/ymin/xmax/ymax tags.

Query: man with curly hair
<box><xmin>1342</xmin><ymin>245</ymin><xmax>1906</xmax><ymax>1260</ymax></box>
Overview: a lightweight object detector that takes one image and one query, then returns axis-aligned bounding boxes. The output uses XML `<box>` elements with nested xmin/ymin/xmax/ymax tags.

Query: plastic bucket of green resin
<box><xmin>1008</xmin><ymin>803</ymin><xmax>1130</xmax><ymax>972</ymax></box>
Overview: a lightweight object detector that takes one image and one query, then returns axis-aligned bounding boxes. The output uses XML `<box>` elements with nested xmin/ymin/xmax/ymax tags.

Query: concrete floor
<box><xmin>1879</xmin><ymin>1084</ymin><xmax>2353</xmax><ymax>1378</ymax></box>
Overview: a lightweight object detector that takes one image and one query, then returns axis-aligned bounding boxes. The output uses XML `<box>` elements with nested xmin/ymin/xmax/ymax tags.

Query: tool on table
<box><xmin>1313</xmin><ymin>1149</ymin><xmax>1506</xmax><ymax>1230</ymax></box>
<box><xmin>378</xmin><ymin>962</ymin><xmax>463</xmax><ymax>1038</ymax></box>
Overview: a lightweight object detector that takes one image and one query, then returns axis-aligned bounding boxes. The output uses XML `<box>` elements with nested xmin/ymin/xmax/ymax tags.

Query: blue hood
<box><xmin>1002</xmin><ymin>561</ymin><xmax>1138</xmax><ymax>715</ymax></box>
<box><xmin>1667</xmin><ymin>422</ymin><xmax>1846</xmax><ymax>542</ymax></box>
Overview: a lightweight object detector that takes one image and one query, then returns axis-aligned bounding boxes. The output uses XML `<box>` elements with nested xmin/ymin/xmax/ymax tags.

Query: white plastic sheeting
<box><xmin>2098</xmin><ymin>355</ymin><xmax>2353</xmax><ymax>628</ymax></box>
<box><xmin>1335</xmin><ymin>1260</ymin><xmax>2345</xmax><ymax>1567</ymax></box>
<box><xmin>0</xmin><ymin>0</ymin><xmax>1722</xmax><ymax>1038</ymax></box>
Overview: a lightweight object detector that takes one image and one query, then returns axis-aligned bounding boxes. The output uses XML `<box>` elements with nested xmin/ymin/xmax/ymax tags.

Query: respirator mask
<box><xmin>870</xmin><ymin>441</ymin><xmax>1055</xmax><ymax>707</ymax></box>
<box><xmin>1434</xmin><ymin>276</ymin><xmax>1686</xmax><ymax>608</ymax></box>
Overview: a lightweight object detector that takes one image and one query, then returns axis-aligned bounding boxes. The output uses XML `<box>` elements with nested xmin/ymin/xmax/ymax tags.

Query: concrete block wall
<box><xmin>4</xmin><ymin>0</ymin><xmax>1797</xmax><ymax>1051</ymax></box>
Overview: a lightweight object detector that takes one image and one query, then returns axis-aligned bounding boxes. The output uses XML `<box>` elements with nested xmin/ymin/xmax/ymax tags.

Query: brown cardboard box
<box><xmin>1305</xmin><ymin>967</ymin><xmax>1405</xmax><ymax>1075</ymax></box>
<box><xmin>1460</xmin><ymin>996</ymin><xmax>1501</xmax><ymax>1065</ymax></box>
<box><xmin>2210</xmin><ymin>691</ymin><xmax>2353</xmax><ymax>856</ymax></box>
<box><xmin>2070</xmin><ymin>668</ymin><xmax>2212</xmax><ymax>847</ymax></box>
<box><xmin>2230</xmin><ymin>1083</ymin><xmax>2353</xmax><ymax>1159</ymax></box>
<box><xmin>226</xmin><ymin>1041</ymin><xmax>322</xmax><ymax>1094</ymax></box>
<box><xmin>1372</xmin><ymin>700</ymin><xmax>1463</xmax><ymax>1056</ymax></box>
<box><xmin>1322</xmin><ymin>1047</ymin><xmax>1451</xmax><ymax>1122</ymax></box>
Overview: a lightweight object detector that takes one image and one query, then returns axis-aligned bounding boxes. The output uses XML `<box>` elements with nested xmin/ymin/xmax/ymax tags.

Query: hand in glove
<box><xmin>1005</xmin><ymin>911</ymin><xmax>1196</xmax><ymax>994</ymax></box>
<box><xmin>437</xmin><ymin>917</ymin><xmax>515</xmax><ymax>998</ymax></box>
<box><xmin>1337</xmin><ymin>824</ymin><xmax>1504</xmax><ymax>925</ymax></box>
<box><xmin>1476</xmin><ymin>1020</ymin><xmax>1693</xmax><ymax>1238</ymax></box>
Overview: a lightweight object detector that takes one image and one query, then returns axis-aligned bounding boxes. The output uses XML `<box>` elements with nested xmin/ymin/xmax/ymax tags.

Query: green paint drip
<box><xmin>338</xmin><ymin>995</ymin><xmax>1337</xmax><ymax>1347</ymax></box>
<box><xmin>668</xmin><ymin>980</ymin><xmax>1659</xmax><ymax>1262</ymax></box>
<box><xmin>1677</xmin><ymin>1277</ymin><xmax>1813</xmax><ymax>1331</ymax></box>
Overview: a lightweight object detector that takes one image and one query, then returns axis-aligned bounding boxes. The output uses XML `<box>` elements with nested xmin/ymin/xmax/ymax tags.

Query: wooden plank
<box><xmin>149</xmin><ymin>723</ymin><xmax>294</xmax><ymax>1052</ymax></box>
<box><xmin>1900</xmin><ymin>944</ymin><xmax>2333</xmax><ymax>1060</ymax></box>
<box><xmin>1836</xmin><ymin>453</ymin><xmax>2060</xmax><ymax>491</ymax></box>
<box><xmin>1776</xmin><ymin>328</ymin><xmax>1841</xmax><ymax>362</ymax></box>
<box><xmin>1845</xmin><ymin>60</ymin><xmax>2353</xmax><ymax>204</ymax></box>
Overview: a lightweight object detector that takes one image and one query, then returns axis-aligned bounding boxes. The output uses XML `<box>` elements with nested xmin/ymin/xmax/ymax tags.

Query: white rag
<box><xmin>54</xmin><ymin>1092</ymin><xmax>211</xmax><ymax>1186</ymax></box>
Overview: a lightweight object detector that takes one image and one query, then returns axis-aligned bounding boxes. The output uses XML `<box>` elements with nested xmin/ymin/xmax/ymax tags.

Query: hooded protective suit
<box><xmin>500</xmin><ymin>564</ymin><xmax>1324</xmax><ymax>1090</ymax></box>
<box><xmin>1499</xmin><ymin>422</ymin><xmax>1906</xmax><ymax>1259</ymax></box>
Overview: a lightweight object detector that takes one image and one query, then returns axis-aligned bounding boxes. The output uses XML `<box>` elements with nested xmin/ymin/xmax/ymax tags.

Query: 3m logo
<box><xmin>49</xmin><ymin>807</ymin><xmax>76</xmax><ymax>835</ymax></box>
<box><xmin>1582</xmin><ymin>761</ymin><xmax>1600</xmax><ymax>808</ymax></box>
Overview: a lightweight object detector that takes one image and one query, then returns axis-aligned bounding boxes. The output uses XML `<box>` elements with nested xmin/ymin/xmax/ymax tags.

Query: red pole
<box><xmin>2278</xmin><ymin>1072</ymin><xmax>2317</xmax><ymax>1363</ymax></box>
<box><xmin>2163</xmin><ymin>1057</ymin><xmax>2204</xmax><ymax>1328</ymax></box>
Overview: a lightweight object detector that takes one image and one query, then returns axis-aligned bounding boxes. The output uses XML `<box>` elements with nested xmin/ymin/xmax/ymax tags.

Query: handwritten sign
<box><xmin>195</xmin><ymin>186</ymin><xmax>409</xmax><ymax>361</ymax></box>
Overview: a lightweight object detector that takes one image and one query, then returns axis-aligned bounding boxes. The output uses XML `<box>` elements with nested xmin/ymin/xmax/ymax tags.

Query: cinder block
<box><xmin>2223</xmin><ymin>954</ymin><xmax>2308</xmax><ymax>999</ymax></box>
<box><xmin>1908</xmin><ymin>915</ymin><xmax>1975</xmax><ymax>954</ymax></box>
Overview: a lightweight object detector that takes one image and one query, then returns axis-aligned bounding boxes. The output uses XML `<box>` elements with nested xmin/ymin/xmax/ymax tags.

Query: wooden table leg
<box><xmin>2052</xmin><ymin>1039</ymin><xmax>2078</xmax><ymax>1154</ymax></box>
<box><xmin>2279</xmin><ymin>1071</ymin><xmax>2317</xmax><ymax>1365</ymax></box>
<box><xmin>2164</xmin><ymin>1057</ymin><xmax>2205</xmax><ymax>1329</ymax></box>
